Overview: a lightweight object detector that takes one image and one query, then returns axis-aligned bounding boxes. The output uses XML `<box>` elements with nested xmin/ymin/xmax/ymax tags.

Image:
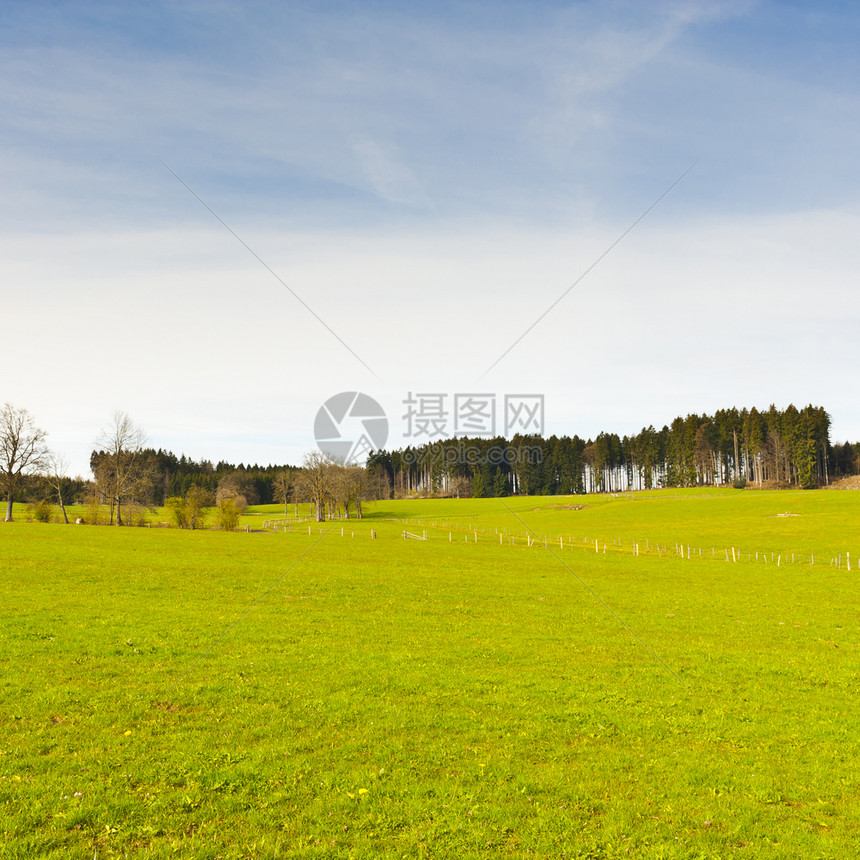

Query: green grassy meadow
<box><xmin>1</xmin><ymin>489</ymin><xmax>859</xmax><ymax>858</ymax></box>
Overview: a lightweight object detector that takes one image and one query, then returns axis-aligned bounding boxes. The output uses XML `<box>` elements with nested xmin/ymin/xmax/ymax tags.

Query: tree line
<box><xmin>0</xmin><ymin>406</ymin><xmax>388</xmax><ymax>526</ymax></box>
<box><xmin>369</xmin><ymin>404</ymin><xmax>856</xmax><ymax>497</ymax></box>
<box><xmin>85</xmin><ymin>414</ymin><xmax>386</xmax><ymax>526</ymax></box>
<box><xmin>2</xmin><ymin>402</ymin><xmax>859</xmax><ymax>525</ymax></box>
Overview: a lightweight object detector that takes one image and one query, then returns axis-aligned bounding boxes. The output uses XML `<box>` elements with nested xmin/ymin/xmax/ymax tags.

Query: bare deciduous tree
<box><xmin>333</xmin><ymin>464</ymin><xmax>372</xmax><ymax>519</ymax></box>
<box><xmin>295</xmin><ymin>451</ymin><xmax>335</xmax><ymax>522</ymax></box>
<box><xmin>449</xmin><ymin>474</ymin><xmax>470</xmax><ymax>499</ymax></box>
<box><xmin>272</xmin><ymin>469</ymin><xmax>297</xmax><ymax>517</ymax></box>
<box><xmin>367</xmin><ymin>463</ymin><xmax>392</xmax><ymax>501</ymax></box>
<box><xmin>44</xmin><ymin>453</ymin><xmax>72</xmax><ymax>524</ymax></box>
<box><xmin>216</xmin><ymin>471</ymin><xmax>259</xmax><ymax>506</ymax></box>
<box><xmin>0</xmin><ymin>404</ymin><xmax>50</xmax><ymax>522</ymax></box>
<box><xmin>94</xmin><ymin>411</ymin><xmax>149</xmax><ymax>526</ymax></box>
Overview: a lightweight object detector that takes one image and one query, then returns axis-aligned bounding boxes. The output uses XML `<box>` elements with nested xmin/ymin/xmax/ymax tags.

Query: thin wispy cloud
<box><xmin>2</xmin><ymin>0</ymin><xmax>851</xmax><ymax>225</ymax></box>
<box><xmin>349</xmin><ymin>136</ymin><xmax>433</xmax><ymax>209</ymax></box>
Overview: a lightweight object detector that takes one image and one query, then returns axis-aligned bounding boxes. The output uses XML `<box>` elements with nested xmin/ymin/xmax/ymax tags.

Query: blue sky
<box><xmin>3</xmin><ymin>0</ymin><xmax>859</xmax><ymax>474</ymax></box>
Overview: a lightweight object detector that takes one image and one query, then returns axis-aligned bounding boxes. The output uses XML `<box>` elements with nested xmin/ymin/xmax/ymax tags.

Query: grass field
<box><xmin>1</xmin><ymin>489</ymin><xmax>859</xmax><ymax>858</ymax></box>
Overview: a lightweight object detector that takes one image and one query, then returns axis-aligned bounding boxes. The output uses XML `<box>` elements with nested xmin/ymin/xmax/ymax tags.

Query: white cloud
<box><xmin>349</xmin><ymin>136</ymin><xmax>433</xmax><ymax>208</ymax></box>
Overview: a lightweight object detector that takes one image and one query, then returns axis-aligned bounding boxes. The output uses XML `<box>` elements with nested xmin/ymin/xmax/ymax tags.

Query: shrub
<box><xmin>32</xmin><ymin>500</ymin><xmax>52</xmax><ymax>523</ymax></box>
<box><xmin>185</xmin><ymin>486</ymin><xmax>212</xmax><ymax>530</ymax></box>
<box><xmin>216</xmin><ymin>472</ymin><xmax>259</xmax><ymax>505</ymax></box>
<box><xmin>165</xmin><ymin>497</ymin><xmax>188</xmax><ymax>529</ymax></box>
<box><xmin>86</xmin><ymin>494</ymin><xmax>105</xmax><ymax>525</ymax></box>
<box><xmin>165</xmin><ymin>488</ymin><xmax>212</xmax><ymax>529</ymax></box>
<box><xmin>216</xmin><ymin>498</ymin><xmax>240</xmax><ymax>531</ymax></box>
<box><xmin>124</xmin><ymin>503</ymin><xmax>149</xmax><ymax>527</ymax></box>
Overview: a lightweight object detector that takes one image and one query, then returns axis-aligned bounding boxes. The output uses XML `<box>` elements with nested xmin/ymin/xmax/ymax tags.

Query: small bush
<box><xmin>32</xmin><ymin>500</ymin><xmax>52</xmax><ymax>523</ymax></box>
<box><xmin>165</xmin><ymin>489</ymin><xmax>212</xmax><ymax>529</ymax></box>
<box><xmin>165</xmin><ymin>497</ymin><xmax>188</xmax><ymax>529</ymax></box>
<box><xmin>185</xmin><ymin>486</ymin><xmax>212</xmax><ymax>530</ymax></box>
<box><xmin>732</xmin><ymin>478</ymin><xmax>748</xmax><ymax>489</ymax></box>
<box><xmin>123</xmin><ymin>503</ymin><xmax>149</xmax><ymax>527</ymax></box>
<box><xmin>216</xmin><ymin>498</ymin><xmax>241</xmax><ymax>531</ymax></box>
<box><xmin>86</xmin><ymin>496</ymin><xmax>105</xmax><ymax>525</ymax></box>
